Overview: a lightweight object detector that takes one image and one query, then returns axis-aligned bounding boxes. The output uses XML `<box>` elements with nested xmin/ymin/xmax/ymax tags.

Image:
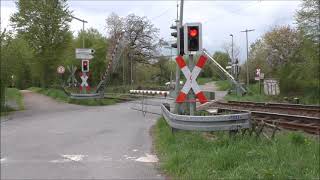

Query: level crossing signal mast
<box><xmin>81</xmin><ymin>60</ymin><xmax>89</xmax><ymax>72</ymax></box>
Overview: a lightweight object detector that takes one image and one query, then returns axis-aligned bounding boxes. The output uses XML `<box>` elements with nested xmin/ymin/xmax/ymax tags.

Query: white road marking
<box><xmin>132</xmin><ymin>149</ymin><xmax>138</xmax><ymax>152</ymax></box>
<box><xmin>0</xmin><ymin>158</ymin><xmax>6</xmax><ymax>162</ymax></box>
<box><xmin>135</xmin><ymin>153</ymin><xmax>158</xmax><ymax>163</ymax></box>
<box><xmin>50</xmin><ymin>159</ymin><xmax>71</xmax><ymax>163</ymax></box>
<box><xmin>62</xmin><ymin>154</ymin><xmax>87</xmax><ymax>162</ymax></box>
<box><xmin>124</xmin><ymin>155</ymin><xmax>136</xmax><ymax>160</ymax></box>
<box><xmin>50</xmin><ymin>154</ymin><xmax>87</xmax><ymax>163</ymax></box>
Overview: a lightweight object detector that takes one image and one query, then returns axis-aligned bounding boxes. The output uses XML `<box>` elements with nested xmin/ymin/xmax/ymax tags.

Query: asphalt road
<box><xmin>1</xmin><ymin>91</ymin><xmax>164</xmax><ymax>179</ymax></box>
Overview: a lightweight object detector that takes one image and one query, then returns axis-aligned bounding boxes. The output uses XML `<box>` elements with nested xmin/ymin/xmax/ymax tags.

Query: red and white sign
<box><xmin>79</xmin><ymin>72</ymin><xmax>90</xmax><ymax>91</ymax></box>
<box><xmin>256</xmin><ymin>68</ymin><xmax>261</xmax><ymax>76</ymax></box>
<box><xmin>57</xmin><ymin>66</ymin><xmax>65</xmax><ymax>74</ymax></box>
<box><xmin>175</xmin><ymin>55</ymin><xmax>208</xmax><ymax>104</ymax></box>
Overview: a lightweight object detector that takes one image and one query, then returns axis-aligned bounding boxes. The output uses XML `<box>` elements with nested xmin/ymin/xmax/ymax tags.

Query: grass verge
<box><xmin>216</xmin><ymin>81</ymin><xmax>319</xmax><ymax>105</ymax></box>
<box><xmin>1</xmin><ymin>88</ymin><xmax>24</xmax><ymax>116</ymax></box>
<box><xmin>215</xmin><ymin>80</ymin><xmax>232</xmax><ymax>91</ymax></box>
<box><xmin>154</xmin><ymin>118</ymin><xmax>319</xmax><ymax>179</ymax></box>
<box><xmin>28</xmin><ymin>87</ymin><xmax>120</xmax><ymax>106</ymax></box>
<box><xmin>5</xmin><ymin>88</ymin><xmax>24</xmax><ymax>110</ymax></box>
<box><xmin>197</xmin><ymin>77</ymin><xmax>213</xmax><ymax>85</ymax></box>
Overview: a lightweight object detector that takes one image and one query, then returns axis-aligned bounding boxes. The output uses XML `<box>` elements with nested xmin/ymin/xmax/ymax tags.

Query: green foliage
<box><xmin>295</xmin><ymin>0</ymin><xmax>320</xmax><ymax>43</ymax></box>
<box><xmin>202</xmin><ymin>51</ymin><xmax>230</xmax><ymax>80</ymax></box>
<box><xmin>215</xmin><ymin>80</ymin><xmax>232</xmax><ymax>91</ymax></box>
<box><xmin>1</xmin><ymin>88</ymin><xmax>24</xmax><ymax>116</ymax></box>
<box><xmin>243</xmin><ymin>24</ymin><xmax>319</xmax><ymax>103</ymax></box>
<box><xmin>197</xmin><ymin>77</ymin><xmax>213</xmax><ymax>85</ymax></box>
<box><xmin>10</xmin><ymin>0</ymin><xmax>72</xmax><ymax>87</ymax></box>
<box><xmin>1</xmin><ymin>88</ymin><xmax>24</xmax><ymax>114</ymax></box>
<box><xmin>1</xmin><ymin>36</ymin><xmax>34</xmax><ymax>89</ymax></box>
<box><xmin>154</xmin><ymin>118</ymin><xmax>320</xmax><ymax>179</ymax></box>
<box><xmin>223</xmin><ymin>83</ymin><xmax>273</xmax><ymax>102</ymax></box>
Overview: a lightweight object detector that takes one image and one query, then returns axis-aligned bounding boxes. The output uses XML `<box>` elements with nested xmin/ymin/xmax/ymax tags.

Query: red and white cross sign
<box><xmin>256</xmin><ymin>68</ymin><xmax>261</xmax><ymax>76</ymax></box>
<box><xmin>79</xmin><ymin>72</ymin><xmax>90</xmax><ymax>91</ymax></box>
<box><xmin>175</xmin><ymin>55</ymin><xmax>208</xmax><ymax>104</ymax></box>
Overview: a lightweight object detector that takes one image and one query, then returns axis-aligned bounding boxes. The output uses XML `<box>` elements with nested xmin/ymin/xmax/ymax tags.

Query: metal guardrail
<box><xmin>161</xmin><ymin>104</ymin><xmax>251</xmax><ymax>131</ymax></box>
<box><xmin>69</xmin><ymin>93</ymin><xmax>101</xmax><ymax>99</ymax></box>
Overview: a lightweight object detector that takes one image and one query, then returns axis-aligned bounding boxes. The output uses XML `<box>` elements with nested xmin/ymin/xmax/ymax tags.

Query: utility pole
<box><xmin>174</xmin><ymin>0</ymin><xmax>184</xmax><ymax>114</ymax></box>
<box><xmin>230</xmin><ymin>34</ymin><xmax>234</xmax><ymax>63</ymax></box>
<box><xmin>241</xmin><ymin>29</ymin><xmax>254</xmax><ymax>87</ymax></box>
<box><xmin>70</xmin><ymin>15</ymin><xmax>88</xmax><ymax>48</ymax></box>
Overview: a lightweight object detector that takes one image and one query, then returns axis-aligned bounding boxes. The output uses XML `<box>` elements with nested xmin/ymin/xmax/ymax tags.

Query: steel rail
<box><xmin>216</xmin><ymin>101</ymin><xmax>320</xmax><ymax>117</ymax></box>
<box><xmin>227</xmin><ymin>100</ymin><xmax>320</xmax><ymax>110</ymax></box>
<box><xmin>216</xmin><ymin>107</ymin><xmax>320</xmax><ymax>134</ymax></box>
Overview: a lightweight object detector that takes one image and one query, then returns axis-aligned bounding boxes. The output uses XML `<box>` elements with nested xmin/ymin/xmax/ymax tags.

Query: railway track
<box><xmin>217</xmin><ymin>100</ymin><xmax>320</xmax><ymax>117</ymax></box>
<box><xmin>207</xmin><ymin>101</ymin><xmax>320</xmax><ymax>135</ymax></box>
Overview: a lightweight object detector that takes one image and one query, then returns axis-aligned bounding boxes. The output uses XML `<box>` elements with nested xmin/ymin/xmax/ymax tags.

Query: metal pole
<box><xmin>245</xmin><ymin>31</ymin><xmax>249</xmax><ymax>86</ymax></box>
<box><xmin>174</xmin><ymin>0</ymin><xmax>184</xmax><ymax>114</ymax></box>
<box><xmin>130</xmin><ymin>54</ymin><xmax>133</xmax><ymax>86</ymax></box>
<box><xmin>230</xmin><ymin>34</ymin><xmax>234</xmax><ymax>63</ymax></box>
<box><xmin>82</xmin><ymin>22</ymin><xmax>85</xmax><ymax>48</ymax></box>
<box><xmin>241</xmin><ymin>29</ymin><xmax>254</xmax><ymax>87</ymax></box>
<box><xmin>188</xmin><ymin>54</ymin><xmax>196</xmax><ymax>115</ymax></box>
<box><xmin>179</xmin><ymin>0</ymin><xmax>183</xmax><ymax>24</ymax></box>
<box><xmin>70</xmin><ymin>15</ymin><xmax>87</xmax><ymax>48</ymax></box>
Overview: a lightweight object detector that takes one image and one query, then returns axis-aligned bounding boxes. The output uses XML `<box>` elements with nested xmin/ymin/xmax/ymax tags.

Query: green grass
<box><xmin>215</xmin><ymin>80</ymin><xmax>232</xmax><ymax>91</ymax></box>
<box><xmin>154</xmin><ymin>118</ymin><xmax>320</xmax><ymax>179</ymax></box>
<box><xmin>224</xmin><ymin>83</ymin><xmax>273</xmax><ymax>102</ymax></box>
<box><xmin>5</xmin><ymin>88</ymin><xmax>24</xmax><ymax>110</ymax></box>
<box><xmin>1</xmin><ymin>88</ymin><xmax>24</xmax><ymax>116</ymax></box>
<box><xmin>215</xmin><ymin>81</ymin><xmax>319</xmax><ymax>105</ymax></box>
<box><xmin>197</xmin><ymin>77</ymin><xmax>213</xmax><ymax>85</ymax></box>
<box><xmin>28</xmin><ymin>87</ymin><xmax>120</xmax><ymax>106</ymax></box>
<box><xmin>217</xmin><ymin>82</ymin><xmax>275</xmax><ymax>102</ymax></box>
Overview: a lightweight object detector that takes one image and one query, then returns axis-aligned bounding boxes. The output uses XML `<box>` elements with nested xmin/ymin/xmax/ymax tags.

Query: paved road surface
<box><xmin>1</xmin><ymin>91</ymin><xmax>163</xmax><ymax>179</ymax></box>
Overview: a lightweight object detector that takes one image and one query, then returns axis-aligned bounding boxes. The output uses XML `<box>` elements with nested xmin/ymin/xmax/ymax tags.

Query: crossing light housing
<box><xmin>170</xmin><ymin>24</ymin><xmax>178</xmax><ymax>48</ymax></box>
<box><xmin>82</xmin><ymin>60</ymin><xmax>89</xmax><ymax>72</ymax></box>
<box><xmin>184</xmin><ymin>23</ymin><xmax>202</xmax><ymax>54</ymax></box>
<box><xmin>170</xmin><ymin>24</ymin><xmax>185</xmax><ymax>55</ymax></box>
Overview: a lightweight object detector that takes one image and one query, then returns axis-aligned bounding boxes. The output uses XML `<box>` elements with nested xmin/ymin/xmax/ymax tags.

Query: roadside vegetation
<box><xmin>197</xmin><ymin>77</ymin><xmax>213</xmax><ymax>85</ymax></box>
<box><xmin>154</xmin><ymin>118</ymin><xmax>319</xmax><ymax>179</ymax></box>
<box><xmin>28</xmin><ymin>87</ymin><xmax>120</xmax><ymax>106</ymax></box>
<box><xmin>214</xmin><ymin>80</ymin><xmax>232</xmax><ymax>91</ymax></box>
<box><xmin>218</xmin><ymin>81</ymin><xmax>318</xmax><ymax>104</ymax></box>
<box><xmin>1</xmin><ymin>88</ymin><xmax>24</xmax><ymax>116</ymax></box>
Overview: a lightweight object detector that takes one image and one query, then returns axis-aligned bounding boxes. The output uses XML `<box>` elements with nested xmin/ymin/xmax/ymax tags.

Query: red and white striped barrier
<box><xmin>175</xmin><ymin>55</ymin><xmax>208</xmax><ymax>104</ymax></box>
<box><xmin>129</xmin><ymin>90</ymin><xmax>169</xmax><ymax>96</ymax></box>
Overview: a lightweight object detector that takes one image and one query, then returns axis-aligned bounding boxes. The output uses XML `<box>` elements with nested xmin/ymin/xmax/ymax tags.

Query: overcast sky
<box><xmin>1</xmin><ymin>0</ymin><xmax>302</xmax><ymax>62</ymax></box>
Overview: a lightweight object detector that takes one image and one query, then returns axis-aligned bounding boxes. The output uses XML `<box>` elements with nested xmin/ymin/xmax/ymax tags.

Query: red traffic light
<box><xmin>82</xmin><ymin>60</ymin><xmax>89</xmax><ymax>72</ymax></box>
<box><xmin>189</xmin><ymin>28</ymin><xmax>198</xmax><ymax>37</ymax></box>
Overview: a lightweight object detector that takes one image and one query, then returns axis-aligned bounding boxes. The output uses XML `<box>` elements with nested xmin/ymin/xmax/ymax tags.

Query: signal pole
<box><xmin>174</xmin><ymin>0</ymin><xmax>184</xmax><ymax>114</ymax></box>
<box><xmin>70</xmin><ymin>15</ymin><xmax>88</xmax><ymax>48</ymax></box>
<box><xmin>241</xmin><ymin>29</ymin><xmax>255</xmax><ymax>87</ymax></box>
<box><xmin>230</xmin><ymin>34</ymin><xmax>234</xmax><ymax>63</ymax></box>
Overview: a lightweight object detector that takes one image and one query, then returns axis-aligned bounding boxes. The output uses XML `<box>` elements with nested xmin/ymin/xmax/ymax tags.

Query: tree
<box><xmin>10</xmin><ymin>0</ymin><xmax>72</xmax><ymax>87</ymax></box>
<box><xmin>295</xmin><ymin>0</ymin><xmax>320</xmax><ymax>44</ymax></box>
<box><xmin>263</xmin><ymin>26</ymin><xmax>303</xmax><ymax>69</ymax></box>
<box><xmin>223</xmin><ymin>42</ymin><xmax>240</xmax><ymax>61</ymax></box>
<box><xmin>106</xmin><ymin>13</ymin><xmax>163</xmax><ymax>84</ymax></box>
